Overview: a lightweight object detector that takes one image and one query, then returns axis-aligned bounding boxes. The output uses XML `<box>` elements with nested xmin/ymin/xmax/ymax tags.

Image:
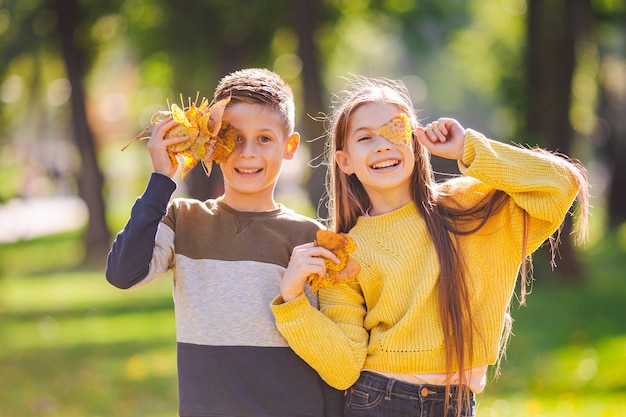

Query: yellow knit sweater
<box><xmin>271</xmin><ymin>130</ymin><xmax>581</xmax><ymax>390</ymax></box>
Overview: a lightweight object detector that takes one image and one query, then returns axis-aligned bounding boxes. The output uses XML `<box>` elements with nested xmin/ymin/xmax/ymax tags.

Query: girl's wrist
<box><xmin>280</xmin><ymin>289</ymin><xmax>303</xmax><ymax>303</ymax></box>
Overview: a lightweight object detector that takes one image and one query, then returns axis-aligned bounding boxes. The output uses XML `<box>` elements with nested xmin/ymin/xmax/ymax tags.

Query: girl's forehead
<box><xmin>349</xmin><ymin>101</ymin><xmax>403</xmax><ymax>130</ymax></box>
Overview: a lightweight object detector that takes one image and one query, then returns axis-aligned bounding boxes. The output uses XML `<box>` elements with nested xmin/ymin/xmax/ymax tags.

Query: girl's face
<box><xmin>335</xmin><ymin>101</ymin><xmax>415</xmax><ymax>213</ymax></box>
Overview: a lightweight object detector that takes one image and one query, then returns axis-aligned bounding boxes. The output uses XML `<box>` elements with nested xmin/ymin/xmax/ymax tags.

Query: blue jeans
<box><xmin>345</xmin><ymin>371</ymin><xmax>475</xmax><ymax>417</ymax></box>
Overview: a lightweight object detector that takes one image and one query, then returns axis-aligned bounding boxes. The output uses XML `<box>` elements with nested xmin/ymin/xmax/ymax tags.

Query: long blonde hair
<box><xmin>324</xmin><ymin>75</ymin><xmax>589</xmax><ymax>413</ymax></box>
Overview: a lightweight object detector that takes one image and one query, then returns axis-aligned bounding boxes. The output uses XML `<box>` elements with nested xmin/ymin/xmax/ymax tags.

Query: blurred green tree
<box><xmin>54</xmin><ymin>0</ymin><xmax>110</xmax><ymax>263</ymax></box>
<box><xmin>2</xmin><ymin>0</ymin><xmax>624</xmax><ymax>273</ymax></box>
<box><xmin>114</xmin><ymin>0</ymin><xmax>334</xmax><ymax>207</ymax></box>
<box><xmin>525</xmin><ymin>0</ymin><xmax>625</xmax><ymax>279</ymax></box>
<box><xmin>591</xmin><ymin>2</ymin><xmax>626</xmax><ymax>228</ymax></box>
<box><xmin>525</xmin><ymin>0</ymin><xmax>593</xmax><ymax>281</ymax></box>
<box><xmin>0</xmin><ymin>0</ymin><xmax>112</xmax><ymax>264</ymax></box>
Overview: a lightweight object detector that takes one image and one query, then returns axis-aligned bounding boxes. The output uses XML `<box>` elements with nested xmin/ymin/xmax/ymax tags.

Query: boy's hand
<box><xmin>280</xmin><ymin>242</ymin><xmax>340</xmax><ymax>302</ymax></box>
<box><xmin>147</xmin><ymin>117</ymin><xmax>189</xmax><ymax>178</ymax></box>
<box><xmin>415</xmin><ymin>117</ymin><xmax>465</xmax><ymax>160</ymax></box>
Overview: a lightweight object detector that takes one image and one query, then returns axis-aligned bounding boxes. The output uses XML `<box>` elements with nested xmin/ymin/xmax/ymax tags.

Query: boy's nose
<box><xmin>240</xmin><ymin>138</ymin><xmax>257</xmax><ymax>157</ymax></box>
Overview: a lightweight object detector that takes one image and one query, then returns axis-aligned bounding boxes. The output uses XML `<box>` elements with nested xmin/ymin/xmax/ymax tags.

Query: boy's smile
<box><xmin>219</xmin><ymin>102</ymin><xmax>298</xmax><ymax>212</ymax></box>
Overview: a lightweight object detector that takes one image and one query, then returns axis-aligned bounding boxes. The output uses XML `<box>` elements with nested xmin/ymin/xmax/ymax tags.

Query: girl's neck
<box><xmin>367</xmin><ymin>196</ymin><xmax>412</xmax><ymax>216</ymax></box>
<box><xmin>363</xmin><ymin>181</ymin><xmax>413</xmax><ymax>217</ymax></box>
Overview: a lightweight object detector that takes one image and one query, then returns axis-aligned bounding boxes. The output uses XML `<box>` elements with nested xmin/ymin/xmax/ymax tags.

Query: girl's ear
<box><xmin>283</xmin><ymin>132</ymin><xmax>300</xmax><ymax>160</ymax></box>
<box><xmin>335</xmin><ymin>149</ymin><xmax>353</xmax><ymax>175</ymax></box>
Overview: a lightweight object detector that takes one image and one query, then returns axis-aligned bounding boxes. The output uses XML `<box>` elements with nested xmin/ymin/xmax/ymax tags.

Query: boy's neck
<box><xmin>220</xmin><ymin>193</ymin><xmax>279</xmax><ymax>213</ymax></box>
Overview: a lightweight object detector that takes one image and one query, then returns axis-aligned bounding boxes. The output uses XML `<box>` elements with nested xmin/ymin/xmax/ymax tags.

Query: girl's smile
<box><xmin>370</xmin><ymin>157</ymin><xmax>401</xmax><ymax>170</ymax></box>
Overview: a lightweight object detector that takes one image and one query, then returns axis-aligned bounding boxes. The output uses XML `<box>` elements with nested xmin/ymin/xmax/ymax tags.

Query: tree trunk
<box><xmin>292</xmin><ymin>0</ymin><xmax>328</xmax><ymax>219</ymax></box>
<box><xmin>184</xmin><ymin>23</ymin><xmax>248</xmax><ymax>200</ymax></box>
<box><xmin>603</xmin><ymin>93</ymin><xmax>626</xmax><ymax>228</ymax></box>
<box><xmin>54</xmin><ymin>0</ymin><xmax>110</xmax><ymax>265</ymax></box>
<box><xmin>526</xmin><ymin>0</ymin><xmax>591</xmax><ymax>282</ymax></box>
<box><xmin>597</xmin><ymin>26</ymin><xmax>626</xmax><ymax>227</ymax></box>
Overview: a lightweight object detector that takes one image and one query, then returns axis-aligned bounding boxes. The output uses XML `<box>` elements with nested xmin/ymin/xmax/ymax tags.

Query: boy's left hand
<box><xmin>415</xmin><ymin>117</ymin><xmax>465</xmax><ymax>160</ymax></box>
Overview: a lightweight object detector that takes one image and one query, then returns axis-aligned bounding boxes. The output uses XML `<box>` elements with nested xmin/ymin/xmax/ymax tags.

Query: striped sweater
<box><xmin>106</xmin><ymin>173</ymin><xmax>344</xmax><ymax>417</ymax></box>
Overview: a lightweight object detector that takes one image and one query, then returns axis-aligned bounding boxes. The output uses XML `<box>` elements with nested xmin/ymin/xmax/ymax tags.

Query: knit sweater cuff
<box><xmin>270</xmin><ymin>292</ymin><xmax>314</xmax><ymax>322</ymax></box>
<box><xmin>457</xmin><ymin>128</ymin><xmax>483</xmax><ymax>171</ymax></box>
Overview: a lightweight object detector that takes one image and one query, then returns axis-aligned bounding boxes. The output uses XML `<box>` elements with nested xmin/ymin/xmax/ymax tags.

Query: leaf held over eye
<box><xmin>373</xmin><ymin>113</ymin><xmax>413</xmax><ymax>146</ymax></box>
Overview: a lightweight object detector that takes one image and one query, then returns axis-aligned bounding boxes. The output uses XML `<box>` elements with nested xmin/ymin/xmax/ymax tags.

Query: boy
<box><xmin>106</xmin><ymin>68</ymin><xmax>344</xmax><ymax>417</ymax></box>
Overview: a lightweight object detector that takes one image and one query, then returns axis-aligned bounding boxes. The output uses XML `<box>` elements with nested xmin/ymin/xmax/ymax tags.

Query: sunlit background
<box><xmin>1</xmin><ymin>0</ymin><xmax>625</xmax><ymax>416</ymax></box>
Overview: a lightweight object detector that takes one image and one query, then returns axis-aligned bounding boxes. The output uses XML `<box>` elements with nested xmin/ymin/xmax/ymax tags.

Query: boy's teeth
<box><xmin>239</xmin><ymin>168</ymin><xmax>259</xmax><ymax>173</ymax></box>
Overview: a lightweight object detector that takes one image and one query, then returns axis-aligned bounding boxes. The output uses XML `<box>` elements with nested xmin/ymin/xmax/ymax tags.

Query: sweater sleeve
<box><xmin>271</xmin><ymin>285</ymin><xmax>369</xmax><ymax>390</ymax></box>
<box><xmin>457</xmin><ymin>129</ymin><xmax>581</xmax><ymax>253</ymax></box>
<box><xmin>105</xmin><ymin>173</ymin><xmax>177</xmax><ymax>289</ymax></box>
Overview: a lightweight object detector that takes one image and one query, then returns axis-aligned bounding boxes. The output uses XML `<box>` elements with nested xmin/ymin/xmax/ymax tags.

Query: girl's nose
<box><xmin>373</xmin><ymin>135</ymin><xmax>392</xmax><ymax>152</ymax></box>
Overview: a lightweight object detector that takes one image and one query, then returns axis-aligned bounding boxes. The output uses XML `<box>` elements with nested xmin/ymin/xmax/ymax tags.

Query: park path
<box><xmin>0</xmin><ymin>197</ymin><xmax>87</xmax><ymax>243</ymax></box>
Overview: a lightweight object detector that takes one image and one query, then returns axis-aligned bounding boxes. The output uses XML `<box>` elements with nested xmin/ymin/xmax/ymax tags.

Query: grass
<box><xmin>1</xmin><ymin>228</ymin><xmax>625</xmax><ymax>416</ymax></box>
<box><xmin>0</xmin><ymin>232</ymin><xmax>179</xmax><ymax>417</ymax></box>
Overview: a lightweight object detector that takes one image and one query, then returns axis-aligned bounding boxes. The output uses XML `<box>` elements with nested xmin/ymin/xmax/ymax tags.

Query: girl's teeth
<box><xmin>373</xmin><ymin>160</ymin><xmax>397</xmax><ymax>169</ymax></box>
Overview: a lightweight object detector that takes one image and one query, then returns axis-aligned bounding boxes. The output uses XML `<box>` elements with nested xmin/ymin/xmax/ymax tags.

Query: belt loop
<box><xmin>384</xmin><ymin>378</ymin><xmax>394</xmax><ymax>400</ymax></box>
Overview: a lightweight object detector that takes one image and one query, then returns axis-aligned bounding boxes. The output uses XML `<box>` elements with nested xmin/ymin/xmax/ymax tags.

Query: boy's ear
<box><xmin>335</xmin><ymin>150</ymin><xmax>353</xmax><ymax>175</ymax></box>
<box><xmin>283</xmin><ymin>132</ymin><xmax>300</xmax><ymax>160</ymax></box>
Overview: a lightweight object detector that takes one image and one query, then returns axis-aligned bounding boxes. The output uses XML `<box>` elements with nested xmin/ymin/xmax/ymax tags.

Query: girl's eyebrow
<box><xmin>348</xmin><ymin>125</ymin><xmax>373</xmax><ymax>136</ymax></box>
<box><xmin>350</xmin><ymin>118</ymin><xmax>391</xmax><ymax>135</ymax></box>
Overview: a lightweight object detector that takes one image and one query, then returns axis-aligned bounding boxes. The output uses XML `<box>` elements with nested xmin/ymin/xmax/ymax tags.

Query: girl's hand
<box><xmin>280</xmin><ymin>242</ymin><xmax>340</xmax><ymax>302</ymax></box>
<box><xmin>415</xmin><ymin>117</ymin><xmax>466</xmax><ymax>160</ymax></box>
<box><xmin>147</xmin><ymin>117</ymin><xmax>189</xmax><ymax>178</ymax></box>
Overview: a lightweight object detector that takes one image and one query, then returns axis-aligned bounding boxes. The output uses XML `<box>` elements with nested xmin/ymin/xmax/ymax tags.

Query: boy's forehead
<box><xmin>223</xmin><ymin>102</ymin><xmax>287</xmax><ymax>134</ymax></box>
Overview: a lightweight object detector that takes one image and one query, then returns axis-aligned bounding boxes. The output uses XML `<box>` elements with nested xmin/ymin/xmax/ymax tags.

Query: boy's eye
<box><xmin>258</xmin><ymin>136</ymin><xmax>272</xmax><ymax>143</ymax></box>
<box><xmin>235</xmin><ymin>135</ymin><xmax>244</xmax><ymax>142</ymax></box>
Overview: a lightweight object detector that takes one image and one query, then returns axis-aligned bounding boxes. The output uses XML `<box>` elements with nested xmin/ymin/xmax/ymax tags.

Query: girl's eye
<box><xmin>357</xmin><ymin>135</ymin><xmax>371</xmax><ymax>142</ymax></box>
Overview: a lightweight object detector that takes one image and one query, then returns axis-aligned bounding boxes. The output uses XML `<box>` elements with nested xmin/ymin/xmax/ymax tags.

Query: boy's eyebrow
<box><xmin>228</xmin><ymin>124</ymin><xmax>282</xmax><ymax>137</ymax></box>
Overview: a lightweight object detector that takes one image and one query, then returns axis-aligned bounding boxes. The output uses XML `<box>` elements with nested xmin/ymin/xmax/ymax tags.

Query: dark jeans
<box><xmin>345</xmin><ymin>371</ymin><xmax>476</xmax><ymax>417</ymax></box>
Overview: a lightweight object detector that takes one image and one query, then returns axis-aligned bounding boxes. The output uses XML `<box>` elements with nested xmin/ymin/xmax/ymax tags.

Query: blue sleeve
<box><xmin>105</xmin><ymin>173</ymin><xmax>177</xmax><ymax>289</ymax></box>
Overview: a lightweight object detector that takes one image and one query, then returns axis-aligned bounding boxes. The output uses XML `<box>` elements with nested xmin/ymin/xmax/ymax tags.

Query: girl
<box><xmin>271</xmin><ymin>76</ymin><xmax>589</xmax><ymax>417</ymax></box>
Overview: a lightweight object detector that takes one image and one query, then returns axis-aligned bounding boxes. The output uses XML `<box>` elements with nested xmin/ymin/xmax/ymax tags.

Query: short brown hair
<box><xmin>213</xmin><ymin>68</ymin><xmax>295</xmax><ymax>135</ymax></box>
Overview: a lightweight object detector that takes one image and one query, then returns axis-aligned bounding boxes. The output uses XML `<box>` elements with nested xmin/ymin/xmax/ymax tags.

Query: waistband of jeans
<box><xmin>358</xmin><ymin>371</ymin><xmax>468</xmax><ymax>399</ymax></box>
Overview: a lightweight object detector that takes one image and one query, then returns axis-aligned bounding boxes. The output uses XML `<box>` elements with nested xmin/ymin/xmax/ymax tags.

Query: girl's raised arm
<box><xmin>415</xmin><ymin>117</ymin><xmax>465</xmax><ymax>160</ymax></box>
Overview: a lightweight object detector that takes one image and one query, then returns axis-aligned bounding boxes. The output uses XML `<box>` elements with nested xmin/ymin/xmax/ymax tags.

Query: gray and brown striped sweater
<box><xmin>106</xmin><ymin>173</ymin><xmax>344</xmax><ymax>417</ymax></box>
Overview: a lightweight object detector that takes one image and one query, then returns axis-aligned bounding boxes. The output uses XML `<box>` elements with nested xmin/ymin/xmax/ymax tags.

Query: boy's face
<box><xmin>219</xmin><ymin>102</ymin><xmax>299</xmax><ymax>211</ymax></box>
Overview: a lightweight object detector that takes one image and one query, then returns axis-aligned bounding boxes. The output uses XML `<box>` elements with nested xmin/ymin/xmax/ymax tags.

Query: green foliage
<box><xmin>0</xmin><ymin>268</ymin><xmax>178</xmax><ymax>416</ymax></box>
<box><xmin>476</xmin><ymin>230</ymin><xmax>626</xmax><ymax>416</ymax></box>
